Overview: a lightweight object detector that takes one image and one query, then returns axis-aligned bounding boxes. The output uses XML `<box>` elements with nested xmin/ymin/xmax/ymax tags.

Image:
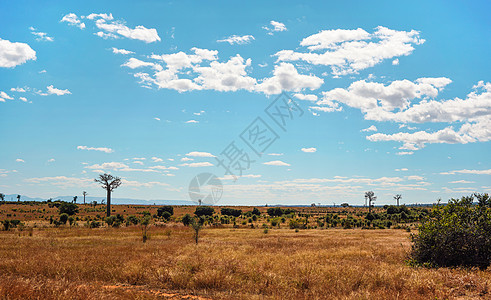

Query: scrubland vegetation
<box><xmin>0</xmin><ymin>195</ymin><xmax>489</xmax><ymax>299</ymax></box>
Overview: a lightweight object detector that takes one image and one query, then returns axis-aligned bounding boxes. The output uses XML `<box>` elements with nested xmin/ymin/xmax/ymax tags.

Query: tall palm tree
<box><xmin>364</xmin><ymin>191</ymin><xmax>377</xmax><ymax>213</ymax></box>
<box><xmin>94</xmin><ymin>173</ymin><xmax>122</xmax><ymax>217</ymax></box>
<box><xmin>82</xmin><ymin>191</ymin><xmax>88</xmax><ymax>204</ymax></box>
<box><xmin>394</xmin><ymin>194</ymin><xmax>402</xmax><ymax>206</ymax></box>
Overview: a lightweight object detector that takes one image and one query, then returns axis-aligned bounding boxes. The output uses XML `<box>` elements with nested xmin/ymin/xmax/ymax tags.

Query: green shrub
<box><xmin>59</xmin><ymin>213</ymin><xmax>69</xmax><ymax>224</ymax></box>
<box><xmin>194</xmin><ymin>206</ymin><xmax>214</xmax><ymax>217</ymax></box>
<box><xmin>182</xmin><ymin>214</ymin><xmax>193</xmax><ymax>226</ymax></box>
<box><xmin>410</xmin><ymin>194</ymin><xmax>491</xmax><ymax>269</ymax></box>
<box><xmin>221</xmin><ymin>207</ymin><xmax>242</xmax><ymax>217</ymax></box>
<box><xmin>157</xmin><ymin>206</ymin><xmax>174</xmax><ymax>217</ymax></box>
<box><xmin>58</xmin><ymin>202</ymin><xmax>79</xmax><ymax>216</ymax></box>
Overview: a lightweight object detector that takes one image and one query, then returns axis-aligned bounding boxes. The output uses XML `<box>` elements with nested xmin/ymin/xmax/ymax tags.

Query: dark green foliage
<box><xmin>386</xmin><ymin>205</ymin><xmax>399</xmax><ymax>214</ymax></box>
<box><xmin>194</xmin><ymin>206</ymin><xmax>214</xmax><ymax>217</ymax></box>
<box><xmin>59</xmin><ymin>213</ymin><xmax>69</xmax><ymax>224</ymax></box>
<box><xmin>181</xmin><ymin>214</ymin><xmax>192</xmax><ymax>226</ymax></box>
<box><xmin>157</xmin><ymin>206</ymin><xmax>174</xmax><ymax>217</ymax></box>
<box><xmin>161</xmin><ymin>211</ymin><xmax>172</xmax><ymax>220</ymax></box>
<box><xmin>58</xmin><ymin>202</ymin><xmax>79</xmax><ymax>216</ymax></box>
<box><xmin>410</xmin><ymin>194</ymin><xmax>491</xmax><ymax>269</ymax></box>
<box><xmin>251</xmin><ymin>207</ymin><xmax>261</xmax><ymax>216</ymax></box>
<box><xmin>126</xmin><ymin>215</ymin><xmax>139</xmax><ymax>226</ymax></box>
<box><xmin>267</xmin><ymin>207</ymin><xmax>295</xmax><ymax>217</ymax></box>
<box><xmin>221</xmin><ymin>207</ymin><xmax>242</xmax><ymax>217</ymax></box>
<box><xmin>2</xmin><ymin>220</ymin><xmax>10</xmax><ymax>230</ymax></box>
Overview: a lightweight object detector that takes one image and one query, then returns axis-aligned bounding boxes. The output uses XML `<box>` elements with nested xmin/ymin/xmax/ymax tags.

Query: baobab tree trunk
<box><xmin>106</xmin><ymin>188</ymin><xmax>111</xmax><ymax>217</ymax></box>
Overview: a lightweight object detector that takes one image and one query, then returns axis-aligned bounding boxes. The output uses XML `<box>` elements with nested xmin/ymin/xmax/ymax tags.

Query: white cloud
<box><xmin>149</xmin><ymin>165</ymin><xmax>179</xmax><ymax>170</ymax></box>
<box><xmin>180</xmin><ymin>162</ymin><xmax>214</xmax><ymax>167</ymax></box>
<box><xmin>449</xmin><ymin>180</ymin><xmax>475</xmax><ymax>184</ymax></box>
<box><xmin>25</xmin><ymin>176</ymin><xmax>94</xmax><ymax>187</ymax></box>
<box><xmin>396</xmin><ymin>151</ymin><xmax>414</xmax><ymax>156</ymax></box>
<box><xmin>92</xmin><ymin>16</ymin><xmax>160</xmax><ymax>43</ymax></box>
<box><xmin>181</xmin><ymin>157</ymin><xmax>194</xmax><ymax>162</ymax></box>
<box><xmin>275</xmin><ymin>26</ymin><xmax>424</xmax><ymax>76</ymax></box>
<box><xmin>440</xmin><ymin>169</ymin><xmax>491</xmax><ymax>175</ymax></box>
<box><xmin>301</xmin><ymin>147</ymin><xmax>317</xmax><ymax>153</ymax></box>
<box><xmin>186</xmin><ymin>151</ymin><xmax>215</xmax><ymax>157</ymax></box>
<box><xmin>392</xmin><ymin>59</ymin><xmax>399</xmax><ymax>65</ymax></box>
<box><xmin>263</xmin><ymin>160</ymin><xmax>290</xmax><ymax>166</ymax></box>
<box><xmin>30</xmin><ymin>27</ymin><xmax>54</xmax><ymax>42</ymax></box>
<box><xmin>268</xmin><ymin>153</ymin><xmax>283</xmax><ymax>156</ymax></box>
<box><xmin>122</xmin><ymin>58</ymin><xmax>162</xmax><ymax>70</ymax></box>
<box><xmin>395</xmin><ymin>168</ymin><xmax>408</xmax><ymax>171</ymax></box>
<box><xmin>154</xmin><ymin>117</ymin><xmax>160</xmax><ymax>121</ymax></box>
<box><xmin>112</xmin><ymin>47</ymin><xmax>134</xmax><ymax>55</ymax></box>
<box><xmin>46</xmin><ymin>85</ymin><xmax>71</xmax><ymax>96</ymax></box>
<box><xmin>61</xmin><ymin>13</ymin><xmax>86</xmax><ymax>29</ymax></box>
<box><xmin>86</xmin><ymin>162</ymin><xmax>159</xmax><ymax>173</ymax></box>
<box><xmin>19</xmin><ymin>97</ymin><xmax>27</xmax><ymax>102</ymax></box>
<box><xmin>0</xmin><ymin>38</ymin><xmax>36</xmax><ymax>68</ymax></box>
<box><xmin>256</xmin><ymin>63</ymin><xmax>323</xmax><ymax>95</ymax></box>
<box><xmin>361</xmin><ymin>125</ymin><xmax>377</xmax><ymax>132</ymax></box>
<box><xmin>294</xmin><ymin>93</ymin><xmax>318</xmax><ymax>101</ymax></box>
<box><xmin>85</xmin><ymin>13</ymin><xmax>114</xmax><ymax>20</ymax></box>
<box><xmin>10</xmin><ymin>87</ymin><xmax>26</xmax><ymax>92</ymax></box>
<box><xmin>16</xmin><ymin>158</ymin><xmax>25</xmax><ymax>163</ymax></box>
<box><xmin>217</xmin><ymin>35</ymin><xmax>255</xmax><ymax>45</ymax></box>
<box><xmin>47</xmin><ymin>158</ymin><xmax>55</xmax><ymax>163</ymax></box>
<box><xmin>263</xmin><ymin>21</ymin><xmax>287</xmax><ymax>35</ymax></box>
<box><xmin>151</xmin><ymin>157</ymin><xmax>163</xmax><ymax>162</ymax></box>
<box><xmin>0</xmin><ymin>91</ymin><xmax>13</xmax><ymax>100</ymax></box>
<box><xmin>77</xmin><ymin>145</ymin><xmax>114</xmax><ymax>153</ymax></box>
<box><xmin>185</xmin><ymin>120</ymin><xmax>199</xmax><ymax>123</ymax></box>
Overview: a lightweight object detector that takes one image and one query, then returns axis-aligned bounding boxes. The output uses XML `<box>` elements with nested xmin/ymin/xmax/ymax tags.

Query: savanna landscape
<box><xmin>0</xmin><ymin>193</ymin><xmax>490</xmax><ymax>299</ymax></box>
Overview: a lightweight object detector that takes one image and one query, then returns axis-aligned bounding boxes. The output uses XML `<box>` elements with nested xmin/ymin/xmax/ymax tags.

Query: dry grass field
<box><xmin>0</xmin><ymin>212</ymin><xmax>490</xmax><ymax>299</ymax></box>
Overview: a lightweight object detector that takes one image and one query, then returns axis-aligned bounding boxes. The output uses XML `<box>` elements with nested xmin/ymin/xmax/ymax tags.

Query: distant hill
<box><xmin>2</xmin><ymin>194</ymin><xmax>195</xmax><ymax>206</ymax></box>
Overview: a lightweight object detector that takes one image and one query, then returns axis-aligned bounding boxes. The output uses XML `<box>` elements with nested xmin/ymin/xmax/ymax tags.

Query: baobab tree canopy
<box><xmin>94</xmin><ymin>173</ymin><xmax>122</xmax><ymax>191</ymax></box>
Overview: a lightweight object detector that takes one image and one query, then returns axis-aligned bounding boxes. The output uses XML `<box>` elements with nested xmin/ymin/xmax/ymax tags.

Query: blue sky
<box><xmin>0</xmin><ymin>0</ymin><xmax>490</xmax><ymax>205</ymax></box>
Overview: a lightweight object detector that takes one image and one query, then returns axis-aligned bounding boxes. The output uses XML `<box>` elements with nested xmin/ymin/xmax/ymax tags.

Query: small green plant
<box><xmin>191</xmin><ymin>217</ymin><xmax>203</xmax><ymax>244</ymax></box>
<box><xmin>141</xmin><ymin>216</ymin><xmax>150</xmax><ymax>243</ymax></box>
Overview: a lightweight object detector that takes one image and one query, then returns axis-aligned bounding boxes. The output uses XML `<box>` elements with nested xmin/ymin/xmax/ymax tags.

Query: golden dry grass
<box><xmin>0</xmin><ymin>225</ymin><xmax>489</xmax><ymax>299</ymax></box>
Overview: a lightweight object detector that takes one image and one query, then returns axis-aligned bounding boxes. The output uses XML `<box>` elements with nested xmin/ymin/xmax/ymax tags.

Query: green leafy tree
<box><xmin>194</xmin><ymin>206</ymin><xmax>214</xmax><ymax>217</ymax></box>
<box><xmin>251</xmin><ymin>207</ymin><xmax>261</xmax><ymax>216</ymax></box>
<box><xmin>221</xmin><ymin>207</ymin><xmax>242</xmax><ymax>217</ymax></box>
<box><xmin>181</xmin><ymin>214</ymin><xmax>192</xmax><ymax>226</ymax></box>
<box><xmin>157</xmin><ymin>206</ymin><xmax>174</xmax><ymax>217</ymax></box>
<box><xmin>0</xmin><ymin>193</ymin><xmax>5</xmax><ymax>202</ymax></box>
<box><xmin>17</xmin><ymin>194</ymin><xmax>21</xmax><ymax>202</ymax></box>
<box><xmin>59</xmin><ymin>213</ymin><xmax>69</xmax><ymax>225</ymax></box>
<box><xmin>58</xmin><ymin>202</ymin><xmax>79</xmax><ymax>216</ymax></box>
<box><xmin>410</xmin><ymin>193</ymin><xmax>491</xmax><ymax>269</ymax></box>
<box><xmin>191</xmin><ymin>217</ymin><xmax>203</xmax><ymax>244</ymax></box>
<box><xmin>94</xmin><ymin>173</ymin><xmax>122</xmax><ymax>217</ymax></box>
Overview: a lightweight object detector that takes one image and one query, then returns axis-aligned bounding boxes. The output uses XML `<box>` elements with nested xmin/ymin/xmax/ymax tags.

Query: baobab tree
<box><xmin>17</xmin><ymin>195</ymin><xmax>21</xmax><ymax>202</ymax></box>
<box><xmin>73</xmin><ymin>196</ymin><xmax>78</xmax><ymax>203</ymax></box>
<box><xmin>94</xmin><ymin>173</ymin><xmax>122</xmax><ymax>217</ymax></box>
<box><xmin>394</xmin><ymin>194</ymin><xmax>402</xmax><ymax>206</ymax></box>
<box><xmin>365</xmin><ymin>191</ymin><xmax>377</xmax><ymax>213</ymax></box>
<box><xmin>82</xmin><ymin>191</ymin><xmax>88</xmax><ymax>204</ymax></box>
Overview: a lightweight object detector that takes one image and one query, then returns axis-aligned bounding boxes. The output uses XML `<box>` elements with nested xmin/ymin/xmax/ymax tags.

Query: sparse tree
<box><xmin>17</xmin><ymin>194</ymin><xmax>21</xmax><ymax>202</ymax></box>
<box><xmin>82</xmin><ymin>191</ymin><xmax>88</xmax><ymax>204</ymax></box>
<box><xmin>73</xmin><ymin>196</ymin><xmax>78</xmax><ymax>203</ymax></box>
<box><xmin>394</xmin><ymin>194</ymin><xmax>402</xmax><ymax>207</ymax></box>
<box><xmin>365</xmin><ymin>191</ymin><xmax>377</xmax><ymax>213</ymax></box>
<box><xmin>191</xmin><ymin>217</ymin><xmax>203</xmax><ymax>244</ymax></box>
<box><xmin>94</xmin><ymin>173</ymin><xmax>122</xmax><ymax>217</ymax></box>
<box><xmin>0</xmin><ymin>193</ymin><xmax>4</xmax><ymax>203</ymax></box>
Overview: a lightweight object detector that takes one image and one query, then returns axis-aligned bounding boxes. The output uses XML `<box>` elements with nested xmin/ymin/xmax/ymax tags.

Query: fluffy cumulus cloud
<box><xmin>315</xmin><ymin>77</ymin><xmax>491</xmax><ymax>151</ymax></box>
<box><xmin>126</xmin><ymin>46</ymin><xmax>322</xmax><ymax>95</ymax></box>
<box><xmin>61</xmin><ymin>12</ymin><xmax>160</xmax><ymax>43</ymax></box>
<box><xmin>361</xmin><ymin>125</ymin><xmax>377</xmax><ymax>132</ymax></box>
<box><xmin>0</xmin><ymin>38</ymin><xmax>36</xmax><ymax>68</ymax></box>
<box><xmin>275</xmin><ymin>26</ymin><xmax>424</xmax><ymax>76</ymax></box>
<box><xmin>217</xmin><ymin>35</ymin><xmax>255</xmax><ymax>45</ymax></box>
<box><xmin>255</xmin><ymin>63</ymin><xmax>323</xmax><ymax>95</ymax></box>
<box><xmin>185</xmin><ymin>151</ymin><xmax>215</xmax><ymax>157</ymax></box>
<box><xmin>440</xmin><ymin>169</ymin><xmax>491</xmax><ymax>175</ymax></box>
<box><xmin>263</xmin><ymin>21</ymin><xmax>287</xmax><ymax>35</ymax></box>
<box><xmin>61</xmin><ymin>13</ymin><xmax>86</xmax><ymax>29</ymax></box>
<box><xmin>46</xmin><ymin>85</ymin><xmax>71</xmax><ymax>96</ymax></box>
